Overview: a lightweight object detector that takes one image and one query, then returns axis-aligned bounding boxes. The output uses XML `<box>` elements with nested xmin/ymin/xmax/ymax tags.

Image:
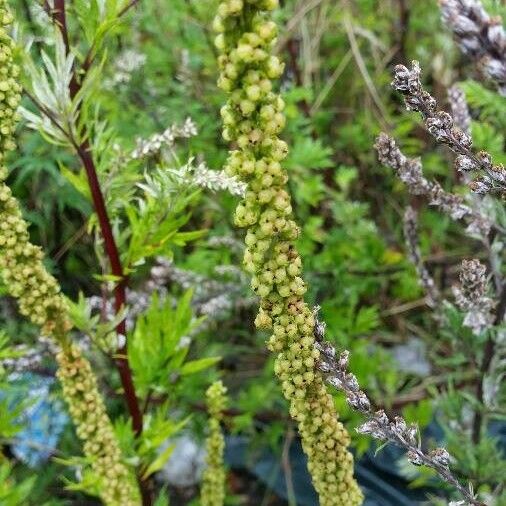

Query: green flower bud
<box><xmin>214</xmin><ymin>33</ymin><xmax>226</xmax><ymax>51</ymax></box>
<box><xmin>236</xmin><ymin>43</ymin><xmax>253</xmax><ymax>62</ymax></box>
<box><xmin>246</xmin><ymin>84</ymin><xmax>261</xmax><ymax>101</ymax></box>
<box><xmin>255</xmin><ymin>309</ymin><xmax>272</xmax><ymax>329</ymax></box>
<box><xmin>266</xmin><ymin>55</ymin><xmax>284</xmax><ymax>78</ymax></box>
<box><xmin>228</xmin><ymin>0</ymin><xmax>243</xmax><ymax>14</ymax></box>
<box><xmin>256</xmin><ymin>20</ymin><xmax>277</xmax><ymax>41</ymax></box>
<box><xmin>240</xmin><ymin>99</ymin><xmax>255</xmax><ymax>116</ymax></box>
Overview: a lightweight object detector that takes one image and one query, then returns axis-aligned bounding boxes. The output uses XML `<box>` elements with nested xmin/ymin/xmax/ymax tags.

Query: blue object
<box><xmin>4</xmin><ymin>372</ymin><xmax>68</xmax><ymax>467</ymax></box>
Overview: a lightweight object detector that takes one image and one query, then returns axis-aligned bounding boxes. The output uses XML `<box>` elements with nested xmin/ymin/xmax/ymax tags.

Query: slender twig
<box><xmin>342</xmin><ymin>12</ymin><xmax>390</xmax><ymax>128</ymax></box>
<box><xmin>118</xmin><ymin>0</ymin><xmax>142</xmax><ymax>18</ymax></box>
<box><xmin>314</xmin><ymin>319</ymin><xmax>485</xmax><ymax>506</ymax></box>
<box><xmin>394</xmin><ymin>0</ymin><xmax>410</xmax><ymax>63</ymax></box>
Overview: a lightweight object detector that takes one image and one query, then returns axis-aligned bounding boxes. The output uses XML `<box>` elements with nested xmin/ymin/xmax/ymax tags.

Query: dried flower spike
<box><xmin>439</xmin><ymin>0</ymin><xmax>506</xmax><ymax>95</ymax></box>
<box><xmin>316</xmin><ymin>331</ymin><xmax>484</xmax><ymax>506</ymax></box>
<box><xmin>452</xmin><ymin>259</ymin><xmax>495</xmax><ymax>335</ymax></box>
<box><xmin>375</xmin><ymin>132</ymin><xmax>490</xmax><ymax>237</ymax></box>
<box><xmin>391</xmin><ymin>61</ymin><xmax>506</xmax><ymax>196</ymax></box>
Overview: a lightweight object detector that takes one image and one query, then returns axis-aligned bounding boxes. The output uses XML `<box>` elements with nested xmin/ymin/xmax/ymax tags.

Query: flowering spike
<box><xmin>213</xmin><ymin>1</ymin><xmax>362</xmax><ymax>504</ymax></box>
<box><xmin>201</xmin><ymin>381</ymin><xmax>228</xmax><ymax>506</ymax></box>
<box><xmin>0</xmin><ymin>3</ymin><xmax>140</xmax><ymax>504</ymax></box>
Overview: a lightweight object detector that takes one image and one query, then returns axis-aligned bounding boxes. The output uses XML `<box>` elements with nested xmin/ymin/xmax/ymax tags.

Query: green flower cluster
<box><xmin>0</xmin><ymin>184</ymin><xmax>141</xmax><ymax>506</ymax></box>
<box><xmin>213</xmin><ymin>1</ymin><xmax>363</xmax><ymax>504</ymax></box>
<box><xmin>0</xmin><ymin>1</ymin><xmax>19</xmax><ymax>156</ymax></box>
<box><xmin>0</xmin><ymin>171</ymin><xmax>72</xmax><ymax>339</ymax></box>
<box><xmin>0</xmin><ymin>0</ymin><xmax>69</xmax><ymax>342</ymax></box>
<box><xmin>201</xmin><ymin>381</ymin><xmax>227</xmax><ymax>506</ymax></box>
<box><xmin>0</xmin><ymin>4</ymin><xmax>140</xmax><ymax>504</ymax></box>
<box><xmin>56</xmin><ymin>346</ymin><xmax>140</xmax><ymax>506</ymax></box>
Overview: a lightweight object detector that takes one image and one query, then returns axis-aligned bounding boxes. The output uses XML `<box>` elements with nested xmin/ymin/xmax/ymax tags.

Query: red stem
<box><xmin>76</xmin><ymin>143</ymin><xmax>144</xmax><ymax>436</ymax></box>
<box><xmin>51</xmin><ymin>0</ymin><xmax>148</xmax><ymax>444</ymax></box>
<box><xmin>43</xmin><ymin>3</ymin><xmax>151</xmax><ymax>503</ymax></box>
<box><xmin>52</xmin><ymin>0</ymin><xmax>70</xmax><ymax>52</ymax></box>
<box><xmin>51</xmin><ymin>0</ymin><xmax>143</xmax><ymax>436</ymax></box>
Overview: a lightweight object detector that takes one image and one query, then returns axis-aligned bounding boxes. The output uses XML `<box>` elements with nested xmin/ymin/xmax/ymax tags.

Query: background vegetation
<box><xmin>1</xmin><ymin>0</ymin><xmax>505</xmax><ymax>504</ymax></box>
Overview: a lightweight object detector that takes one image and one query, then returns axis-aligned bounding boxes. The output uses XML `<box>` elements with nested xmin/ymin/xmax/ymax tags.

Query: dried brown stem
<box><xmin>314</xmin><ymin>325</ymin><xmax>485</xmax><ymax>506</ymax></box>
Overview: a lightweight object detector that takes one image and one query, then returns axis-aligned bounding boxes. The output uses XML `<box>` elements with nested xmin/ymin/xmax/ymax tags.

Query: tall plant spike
<box><xmin>0</xmin><ymin>3</ymin><xmax>140</xmax><ymax>504</ymax></box>
<box><xmin>213</xmin><ymin>1</ymin><xmax>363</xmax><ymax>504</ymax></box>
<box><xmin>201</xmin><ymin>381</ymin><xmax>228</xmax><ymax>506</ymax></box>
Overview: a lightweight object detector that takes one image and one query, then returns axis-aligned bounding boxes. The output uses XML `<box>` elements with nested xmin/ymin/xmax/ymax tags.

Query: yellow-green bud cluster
<box><xmin>0</xmin><ymin>161</ymin><xmax>140</xmax><ymax>506</ymax></box>
<box><xmin>0</xmin><ymin>5</ymin><xmax>140</xmax><ymax>505</ymax></box>
<box><xmin>0</xmin><ymin>1</ymin><xmax>68</xmax><ymax>340</ymax></box>
<box><xmin>56</xmin><ymin>346</ymin><xmax>140</xmax><ymax>506</ymax></box>
<box><xmin>201</xmin><ymin>381</ymin><xmax>227</xmax><ymax>506</ymax></box>
<box><xmin>0</xmin><ymin>0</ymin><xmax>20</xmax><ymax>156</ymax></box>
<box><xmin>214</xmin><ymin>1</ymin><xmax>363</xmax><ymax>504</ymax></box>
<box><xmin>0</xmin><ymin>174</ymin><xmax>73</xmax><ymax>339</ymax></box>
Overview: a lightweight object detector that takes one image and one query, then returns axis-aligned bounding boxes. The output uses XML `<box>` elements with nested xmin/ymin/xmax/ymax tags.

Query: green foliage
<box><xmin>0</xmin><ymin>462</ymin><xmax>36</xmax><ymax>506</ymax></box>
<box><xmin>121</xmin><ymin>183</ymin><xmax>204</xmax><ymax>271</ymax></box>
<box><xmin>2</xmin><ymin>0</ymin><xmax>505</xmax><ymax>504</ymax></box>
<box><xmin>128</xmin><ymin>291</ymin><xmax>218</xmax><ymax>397</ymax></box>
<box><xmin>460</xmin><ymin>80</ymin><xmax>506</xmax><ymax>131</ymax></box>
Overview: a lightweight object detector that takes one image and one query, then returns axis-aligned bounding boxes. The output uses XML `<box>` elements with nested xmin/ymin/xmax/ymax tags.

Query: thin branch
<box><xmin>342</xmin><ymin>11</ymin><xmax>390</xmax><ymax>127</ymax></box>
<box><xmin>314</xmin><ymin>319</ymin><xmax>485</xmax><ymax>506</ymax></box>
<box><xmin>118</xmin><ymin>0</ymin><xmax>142</xmax><ymax>18</ymax></box>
